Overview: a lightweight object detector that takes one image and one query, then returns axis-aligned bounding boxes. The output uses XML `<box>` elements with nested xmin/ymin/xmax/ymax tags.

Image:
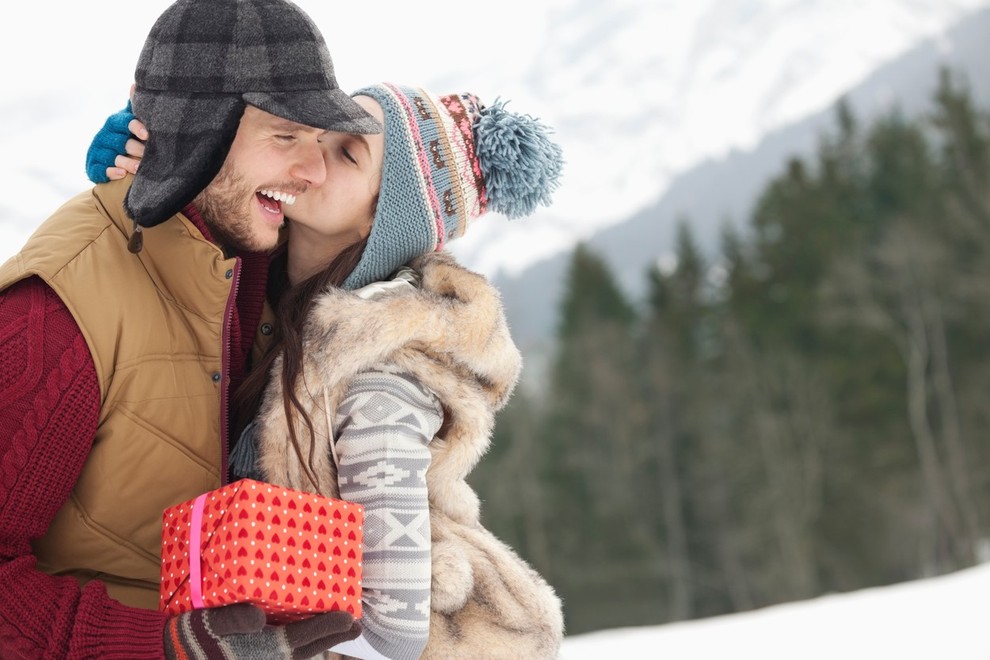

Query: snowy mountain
<box><xmin>492</xmin><ymin>4</ymin><xmax>990</xmax><ymax>358</ymax></box>
<box><xmin>2</xmin><ymin>0</ymin><xmax>989</xmax><ymax>279</ymax></box>
<box><xmin>447</xmin><ymin>0</ymin><xmax>990</xmax><ymax>279</ymax></box>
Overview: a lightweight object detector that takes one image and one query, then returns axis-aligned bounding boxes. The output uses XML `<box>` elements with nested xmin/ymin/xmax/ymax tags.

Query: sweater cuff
<box><xmin>69</xmin><ymin>586</ymin><xmax>168</xmax><ymax>660</ymax></box>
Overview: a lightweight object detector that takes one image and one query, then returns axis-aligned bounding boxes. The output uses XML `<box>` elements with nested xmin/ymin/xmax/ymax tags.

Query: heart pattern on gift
<box><xmin>160</xmin><ymin>479</ymin><xmax>363</xmax><ymax>624</ymax></box>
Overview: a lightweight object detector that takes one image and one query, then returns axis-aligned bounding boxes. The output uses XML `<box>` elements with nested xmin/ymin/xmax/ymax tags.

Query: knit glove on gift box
<box><xmin>164</xmin><ymin>602</ymin><xmax>359</xmax><ymax>660</ymax></box>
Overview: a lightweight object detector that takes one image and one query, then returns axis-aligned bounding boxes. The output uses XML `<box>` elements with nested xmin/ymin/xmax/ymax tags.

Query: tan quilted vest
<box><xmin>0</xmin><ymin>177</ymin><xmax>275</xmax><ymax>609</ymax></box>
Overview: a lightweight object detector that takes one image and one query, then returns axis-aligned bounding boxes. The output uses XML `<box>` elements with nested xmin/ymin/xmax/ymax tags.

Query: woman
<box><xmin>89</xmin><ymin>83</ymin><xmax>564</xmax><ymax>659</ymax></box>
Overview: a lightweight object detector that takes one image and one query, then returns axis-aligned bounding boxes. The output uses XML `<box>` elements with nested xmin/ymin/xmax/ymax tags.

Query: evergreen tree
<box><xmin>540</xmin><ymin>243</ymin><xmax>662</xmax><ymax>632</ymax></box>
<box><xmin>639</xmin><ymin>221</ymin><xmax>705</xmax><ymax>620</ymax></box>
<box><xmin>475</xmin><ymin>67</ymin><xmax>990</xmax><ymax>635</ymax></box>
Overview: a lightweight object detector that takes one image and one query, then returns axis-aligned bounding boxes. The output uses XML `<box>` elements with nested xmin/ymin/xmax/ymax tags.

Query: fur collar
<box><xmin>257</xmin><ymin>251</ymin><xmax>522</xmax><ymax>524</ymax></box>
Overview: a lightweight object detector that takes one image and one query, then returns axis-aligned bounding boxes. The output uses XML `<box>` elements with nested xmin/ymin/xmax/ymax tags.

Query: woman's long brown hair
<box><xmin>233</xmin><ymin>236</ymin><xmax>370</xmax><ymax>491</ymax></box>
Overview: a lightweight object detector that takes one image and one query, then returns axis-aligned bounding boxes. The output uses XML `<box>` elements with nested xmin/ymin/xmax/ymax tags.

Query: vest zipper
<box><xmin>220</xmin><ymin>257</ymin><xmax>242</xmax><ymax>485</ymax></box>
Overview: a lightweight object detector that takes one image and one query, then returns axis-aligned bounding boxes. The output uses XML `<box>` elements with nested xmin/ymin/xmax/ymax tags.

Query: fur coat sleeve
<box><xmin>255</xmin><ymin>251</ymin><xmax>564</xmax><ymax>659</ymax></box>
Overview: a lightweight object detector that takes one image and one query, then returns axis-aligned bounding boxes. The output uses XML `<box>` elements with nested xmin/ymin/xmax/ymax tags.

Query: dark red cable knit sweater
<box><xmin>0</xmin><ymin>205</ymin><xmax>269</xmax><ymax>659</ymax></box>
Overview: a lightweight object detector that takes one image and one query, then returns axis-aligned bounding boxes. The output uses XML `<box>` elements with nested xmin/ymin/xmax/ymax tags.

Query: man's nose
<box><xmin>290</xmin><ymin>142</ymin><xmax>328</xmax><ymax>188</ymax></box>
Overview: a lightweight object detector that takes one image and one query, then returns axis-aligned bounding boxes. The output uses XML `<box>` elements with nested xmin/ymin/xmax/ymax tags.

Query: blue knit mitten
<box><xmin>85</xmin><ymin>101</ymin><xmax>136</xmax><ymax>183</ymax></box>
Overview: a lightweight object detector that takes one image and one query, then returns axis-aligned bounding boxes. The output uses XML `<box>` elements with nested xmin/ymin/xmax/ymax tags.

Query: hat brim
<box><xmin>243</xmin><ymin>88</ymin><xmax>382</xmax><ymax>134</ymax></box>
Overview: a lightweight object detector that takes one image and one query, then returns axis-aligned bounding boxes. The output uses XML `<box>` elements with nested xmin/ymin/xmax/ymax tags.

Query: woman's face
<box><xmin>287</xmin><ymin>95</ymin><xmax>385</xmax><ymax>250</ymax></box>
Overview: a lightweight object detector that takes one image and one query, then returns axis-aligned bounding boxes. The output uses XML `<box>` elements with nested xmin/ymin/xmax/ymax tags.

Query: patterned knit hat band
<box><xmin>433</xmin><ymin>91</ymin><xmax>489</xmax><ymax>240</ymax></box>
<box><xmin>387</xmin><ymin>84</ymin><xmax>488</xmax><ymax>250</ymax></box>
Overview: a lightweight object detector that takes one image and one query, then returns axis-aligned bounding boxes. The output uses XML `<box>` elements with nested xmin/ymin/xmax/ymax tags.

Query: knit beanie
<box><xmin>341</xmin><ymin>83</ymin><xmax>564</xmax><ymax>290</ymax></box>
<box><xmin>126</xmin><ymin>0</ymin><xmax>381</xmax><ymax>251</ymax></box>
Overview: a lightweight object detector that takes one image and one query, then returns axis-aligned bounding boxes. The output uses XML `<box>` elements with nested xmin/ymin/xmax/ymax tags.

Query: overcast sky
<box><xmin>2</xmin><ymin>0</ymin><xmax>560</xmax><ymax>101</ymax></box>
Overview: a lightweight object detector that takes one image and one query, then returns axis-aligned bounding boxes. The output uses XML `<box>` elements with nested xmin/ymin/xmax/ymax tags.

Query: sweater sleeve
<box><xmin>0</xmin><ymin>277</ymin><xmax>167</xmax><ymax>660</ymax></box>
<box><xmin>331</xmin><ymin>366</ymin><xmax>442</xmax><ymax>660</ymax></box>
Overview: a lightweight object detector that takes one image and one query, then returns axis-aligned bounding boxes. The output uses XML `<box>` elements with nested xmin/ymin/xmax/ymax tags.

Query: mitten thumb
<box><xmin>203</xmin><ymin>602</ymin><xmax>268</xmax><ymax>636</ymax></box>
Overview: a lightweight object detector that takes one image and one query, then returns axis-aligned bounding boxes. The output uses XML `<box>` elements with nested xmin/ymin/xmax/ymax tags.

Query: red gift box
<box><xmin>160</xmin><ymin>478</ymin><xmax>363</xmax><ymax>623</ymax></box>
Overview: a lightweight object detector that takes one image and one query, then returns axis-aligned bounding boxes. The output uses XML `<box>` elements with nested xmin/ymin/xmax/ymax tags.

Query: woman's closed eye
<box><xmin>342</xmin><ymin>146</ymin><xmax>358</xmax><ymax>165</ymax></box>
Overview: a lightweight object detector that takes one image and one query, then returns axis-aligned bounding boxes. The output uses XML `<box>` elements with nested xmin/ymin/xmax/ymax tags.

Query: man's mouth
<box><xmin>256</xmin><ymin>189</ymin><xmax>298</xmax><ymax>214</ymax></box>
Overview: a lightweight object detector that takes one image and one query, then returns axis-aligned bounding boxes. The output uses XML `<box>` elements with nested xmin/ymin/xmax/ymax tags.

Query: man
<box><xmin>0</xmin><ymin>0</ymin><xmax>380</xmax><ymax>657</ymax></box>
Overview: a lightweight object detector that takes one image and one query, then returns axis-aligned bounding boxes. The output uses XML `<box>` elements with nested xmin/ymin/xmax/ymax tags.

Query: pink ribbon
<box><xmin>189</xmin><ymin>493</ymin><xmax>207</xmax><ymax>609</ymax></box>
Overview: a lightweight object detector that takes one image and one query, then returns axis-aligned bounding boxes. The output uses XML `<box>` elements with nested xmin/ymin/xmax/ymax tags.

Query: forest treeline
<box><xmin>469</xmin><ymin>68</ymin><xmax>990</xmax><ymax>635</ymax></box>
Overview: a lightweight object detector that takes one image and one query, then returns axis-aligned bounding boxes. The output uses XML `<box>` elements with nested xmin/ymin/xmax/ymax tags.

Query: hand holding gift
<box><xmin>160</xmin><ymin>479</ymin><xmax>363</xmax><ymax>624</ymax></box>
<box><xmin>163</xmin><ymin>602</ymin><xmax>360</xmax><ymax>660</ymax></box>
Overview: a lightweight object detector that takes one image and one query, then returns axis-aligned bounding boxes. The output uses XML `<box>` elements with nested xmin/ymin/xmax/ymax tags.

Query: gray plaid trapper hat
<box><xmin>126</xmin><ymin>0</ymin><xmax>381</xmax><ymax>233</ymax></box>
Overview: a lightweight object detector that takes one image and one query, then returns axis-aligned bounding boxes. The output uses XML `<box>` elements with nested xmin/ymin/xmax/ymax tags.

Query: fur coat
<box><xmin>255</xmin><ymin>251</ymin><xmax>564</xmax><ymax>659</ymax></box>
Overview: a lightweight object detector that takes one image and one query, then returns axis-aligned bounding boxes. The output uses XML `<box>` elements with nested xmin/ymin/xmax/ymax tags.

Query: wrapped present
<box><xmin>160</xmin><ymin>478</ymin><xmax>363</xmax><ymax>623</ymax></box>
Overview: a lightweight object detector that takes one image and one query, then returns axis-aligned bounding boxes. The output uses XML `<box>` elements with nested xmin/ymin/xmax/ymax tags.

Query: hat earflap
<box><xmin>124</xmin><ymin>93</ymin><xmax>246</xmax><ymax>238</ymax></box>
<box><xmin>474</xmin><ymin>100</ymin><xmax>564</xmax><ymax>219</ymax></box>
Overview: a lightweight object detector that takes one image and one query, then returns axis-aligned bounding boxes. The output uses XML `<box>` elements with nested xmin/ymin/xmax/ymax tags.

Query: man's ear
<box><xmin>129</xmin><ymin>83</ymin><xmax>137</xmax><ymax>107</ymax></box>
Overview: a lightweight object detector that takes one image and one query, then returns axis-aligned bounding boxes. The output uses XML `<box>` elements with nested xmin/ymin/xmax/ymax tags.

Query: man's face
<box><xmin>193</xmin><ymin>106</ymin><xmax>329</xmax><ymax>253</ymax></box>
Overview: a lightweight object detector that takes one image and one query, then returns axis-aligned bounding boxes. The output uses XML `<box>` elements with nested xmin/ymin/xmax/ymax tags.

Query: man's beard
<box><xmin>193</xmin><ymin>161</ymin><xmax>269</xmax><ymax>254</ymax></box>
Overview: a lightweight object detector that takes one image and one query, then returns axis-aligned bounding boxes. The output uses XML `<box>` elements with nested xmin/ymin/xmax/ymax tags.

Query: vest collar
<box><xmin>94</xmin><ymin>177</ymin><xmax>238</xmax><ymax>318</ymax></box>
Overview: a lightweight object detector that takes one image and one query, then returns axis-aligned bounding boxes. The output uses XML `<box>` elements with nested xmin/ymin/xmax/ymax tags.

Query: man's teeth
<box><xmin>259</xmin><ymin>190</ymin><xmax>297</xmax><ymax>206</ymax></box>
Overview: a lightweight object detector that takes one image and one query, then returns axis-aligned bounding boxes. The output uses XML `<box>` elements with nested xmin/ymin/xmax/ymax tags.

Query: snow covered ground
<box><xmin>560</xmin><ymin>562</ymin><xmax>990</xmax><ymax>659</ymax></box>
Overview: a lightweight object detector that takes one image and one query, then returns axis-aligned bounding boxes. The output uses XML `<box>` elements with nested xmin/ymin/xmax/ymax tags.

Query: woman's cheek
<box><xmin>292</xmin><ymin>195</ymin><xmax>321</xmax><ymax>224</ymax></box>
